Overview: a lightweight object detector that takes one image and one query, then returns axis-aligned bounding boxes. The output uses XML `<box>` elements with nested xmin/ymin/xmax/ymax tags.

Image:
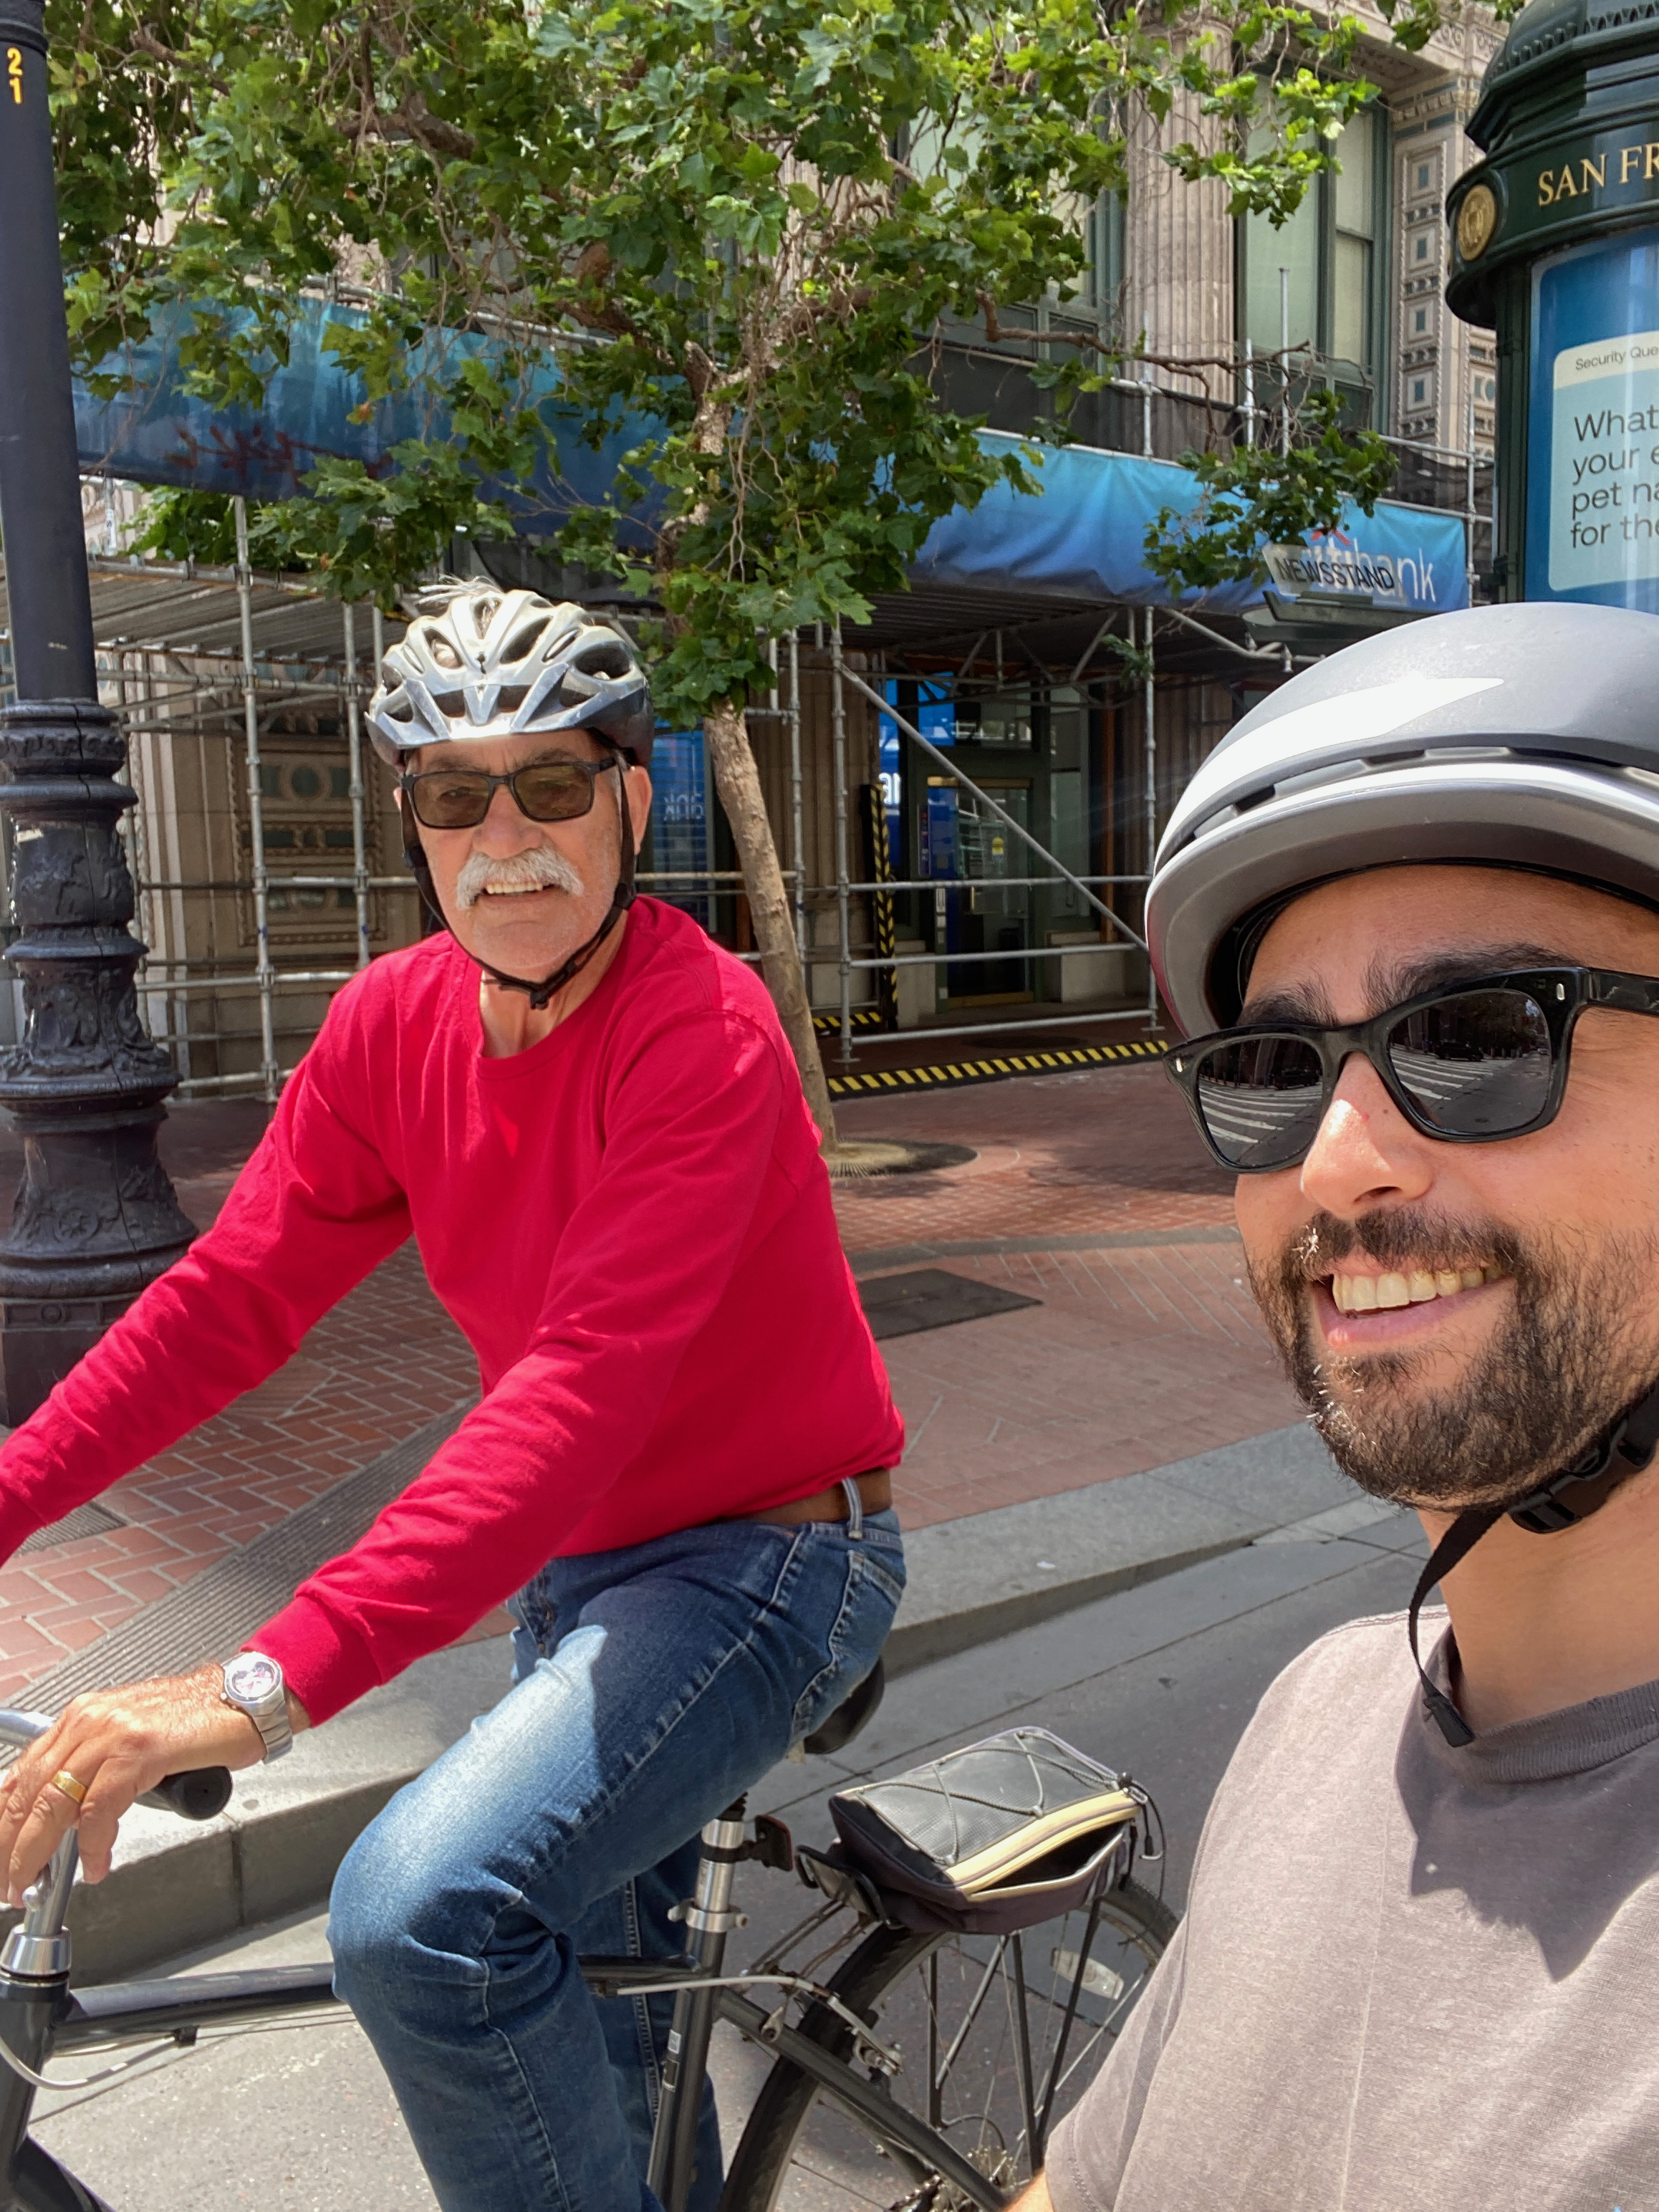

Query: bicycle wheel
<box><xmin>719</xmin><ymin>1875</ymin><xmax>1177</xmax><ymax>2211</ymax></box>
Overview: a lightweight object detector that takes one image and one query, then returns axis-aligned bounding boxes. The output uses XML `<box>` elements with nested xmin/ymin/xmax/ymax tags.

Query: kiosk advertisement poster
<box><xmin>1528</xmin><ymin>226</ymin><xmax>1659</xmax><ymax>606</ymax></box>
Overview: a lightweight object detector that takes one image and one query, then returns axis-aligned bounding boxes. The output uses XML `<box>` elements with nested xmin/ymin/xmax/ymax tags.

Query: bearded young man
<box><xmin>1021</xmin><ymin>601</ymin><xmax>1659</xmax><ymax>2211</ymax></box>
<box><xmin>0</xmin><ymin>587</ymin><xmax>903</xmax><ymax>2212</ymax></box>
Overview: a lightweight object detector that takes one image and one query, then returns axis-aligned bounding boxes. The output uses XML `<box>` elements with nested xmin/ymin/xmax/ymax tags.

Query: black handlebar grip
<box><xmin>138</xmin><ymin>1766</ymin><xmax>234</xmax><ymax>1821</ymax></box>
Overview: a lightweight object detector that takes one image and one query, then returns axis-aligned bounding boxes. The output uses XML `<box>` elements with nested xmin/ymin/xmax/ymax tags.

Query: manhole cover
<box><xmin>859</xmin><ymin>1267</ymin><xmax>1042</xmax><ymax>1339</ymax></box>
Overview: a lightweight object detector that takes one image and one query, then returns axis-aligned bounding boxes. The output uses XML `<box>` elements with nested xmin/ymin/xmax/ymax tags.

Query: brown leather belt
<box><xmin>744</xmin><ymin>1469</ymin><xmax>893</xmax><ymax>1526</ymax></box>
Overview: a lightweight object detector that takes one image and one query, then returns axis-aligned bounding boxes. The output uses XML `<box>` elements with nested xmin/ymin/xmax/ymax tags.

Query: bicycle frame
<box><xmin>0</xmin><ymin>1728</ymin><xmax>1008</xmax><ymax>2212</ymax></box>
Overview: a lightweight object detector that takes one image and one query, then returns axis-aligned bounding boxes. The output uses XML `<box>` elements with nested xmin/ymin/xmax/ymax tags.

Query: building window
<box><xmin>1411</xmin><ymin>377</ymin><xmax>1428</xmax><ymax>404</ymax></box>
<box><xmin>1332</xmin><ymin>112</ymin><xmax>1376</xmax><ymax>369</ymax></box>
<box><xmin>1416</xmin><ymin>161</ymin><xmax>1431</xmax><ymax>191</ymax></box>
<box><xmin>1413</xmin><ymin>307</ymin><xmax>1428</xmax><ymax>334</ymax></box>
<box><xmin>1413</xmin><ymin>232</ymin><xmax>1431</xmax><ymax>262</ymax></box>
<box><xmin>1239</xmin><ymin>112</ymin><xmax>1383</xmax><ymax>399</ymax></box>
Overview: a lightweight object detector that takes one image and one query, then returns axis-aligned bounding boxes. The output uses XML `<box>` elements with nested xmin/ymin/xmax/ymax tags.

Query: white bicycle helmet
<box><xmin>1145</xmin><ymin>597</ymin><xmax>1659</xmax><ymax>1746</ymax></box>
<box><xmin>1148</xmin><ymin>601</ymin><xmax>1659</xmax><ymax>1035</ymax></box>
<box><xmin>367</xmin><ymin>587</ymin><xmax>652</xmax><ymax>767</ymax></box>
<box><xmin>370</xmin><ymin>585</ymin><xmax>653</xmax><ymax>1009</ymax></box>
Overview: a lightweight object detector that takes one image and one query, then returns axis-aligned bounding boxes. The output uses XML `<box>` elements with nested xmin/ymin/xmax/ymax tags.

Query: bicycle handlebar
<box><xmin>0</xmin><ymin>1707</ymin><xmax>234</xmax><ymax>1824</ymax></box>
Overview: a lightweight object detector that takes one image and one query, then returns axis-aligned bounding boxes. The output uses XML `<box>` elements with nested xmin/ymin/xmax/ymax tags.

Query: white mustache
<box><xmin>454</xmin><ymin>846</ymin><xmax>586</xmax><ymax>910</ymax></box>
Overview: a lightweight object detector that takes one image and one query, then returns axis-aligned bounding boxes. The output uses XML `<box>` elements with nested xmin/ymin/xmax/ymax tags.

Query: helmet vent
<box><xmin>425</xmin><ymin>632</ymin><xmax>462</xmax><ymax>670</ymax></box>
<box><xmin>574</xmin><ymin>640</ymin><xmax>633</xmax><ymax>679</ymax></box>
<box><xmin>503</xmin><ymin>622</ymin><xmax>547</xmax><ymax>664</ymax></box>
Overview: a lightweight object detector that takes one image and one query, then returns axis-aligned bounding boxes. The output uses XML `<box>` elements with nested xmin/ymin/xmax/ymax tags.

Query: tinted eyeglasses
<box><xmin>400</xmin><ymin>756</ymin><xmax>617</xmax><ymax>831</ymax></box>
<box><xmin>1167</xmin><ymin>967</ymin><xmax>1659</xmax><ymax>1173</ymax></box>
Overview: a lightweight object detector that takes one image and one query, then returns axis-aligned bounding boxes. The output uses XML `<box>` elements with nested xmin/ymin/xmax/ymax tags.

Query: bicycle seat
<box><xmin>824</xmin><ymin>1725</ymin><xmax>1142</xmax><ymax>1935</ymax></box>
<box><xmin>802</xmin><ymin>1657</ymin><xmax>885</xmax><ymax>1756</ymax></box>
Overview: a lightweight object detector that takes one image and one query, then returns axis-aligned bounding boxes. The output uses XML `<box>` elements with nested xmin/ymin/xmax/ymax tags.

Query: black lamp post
<box><xmin>0</xmin><ymin>0</ymin><xmax>193</xmax><ymax>1425</ymax></box>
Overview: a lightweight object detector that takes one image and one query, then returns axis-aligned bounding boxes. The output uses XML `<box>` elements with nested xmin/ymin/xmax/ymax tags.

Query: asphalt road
<box><xmin>27</xmin><ymin>1509</ymin><xmax>1426</xmax><ymax>2211</ymax></box>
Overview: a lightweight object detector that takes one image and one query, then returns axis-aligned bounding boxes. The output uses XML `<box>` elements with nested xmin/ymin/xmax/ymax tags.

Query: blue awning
<box><xmin>74</xmin><ymin>302</ymin><xmax>1467</xmax><ymax>614</ymax></box>
<box><xmin>917</xmin><ymin>433</ymin><xmax>1467</xmax><ymax>615</ymax></box>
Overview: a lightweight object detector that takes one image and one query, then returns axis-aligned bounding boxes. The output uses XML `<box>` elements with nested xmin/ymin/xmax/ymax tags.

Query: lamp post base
<box><xmin>0</xmin><ymin>702</ymin><xmax>197</xmax><ymax>1427</ymax></box>
<box><xmin>0</xmin><ymin>1297</ymin><xmax>145</xmax><ymax>1430</ymax></box>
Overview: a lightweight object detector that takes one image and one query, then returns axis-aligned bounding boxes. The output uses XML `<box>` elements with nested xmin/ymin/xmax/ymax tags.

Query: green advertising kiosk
<box><xmin>1448</xmin><ymin>0</ymin><xmax>1659</xmax><ymax>607</ymax></box>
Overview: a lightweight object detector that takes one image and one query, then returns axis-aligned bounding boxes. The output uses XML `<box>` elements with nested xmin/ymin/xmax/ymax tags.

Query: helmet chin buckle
<box><xmin>1508</xmin><ymin>1379</ymin><xmax>1659</xmax><ymax>1534</ymax></box>
<box><xmin>1406</xmin><ymin>1373</ymin><xmax>1659</xmax><ymax>1747</ymax></box>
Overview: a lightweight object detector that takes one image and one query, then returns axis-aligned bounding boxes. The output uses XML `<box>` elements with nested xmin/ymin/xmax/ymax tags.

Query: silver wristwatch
<box><xmin>221</xmin><ymin>1652</ymin><xmax>294</xmax><ymax>1762</ymax></box>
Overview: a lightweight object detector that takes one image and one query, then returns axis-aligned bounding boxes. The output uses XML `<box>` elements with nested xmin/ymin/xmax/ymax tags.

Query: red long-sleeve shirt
<box><xmin>0</xmin><ymin>901</ymin><xmax>903</xmax><ymax>1722</ymax></box>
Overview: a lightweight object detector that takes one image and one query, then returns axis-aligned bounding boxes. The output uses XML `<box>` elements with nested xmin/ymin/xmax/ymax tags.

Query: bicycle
<box><xmin>0</xmin><ymin>1674</ymin><xmax>1175</xmax><ymax>2212</ymax></box>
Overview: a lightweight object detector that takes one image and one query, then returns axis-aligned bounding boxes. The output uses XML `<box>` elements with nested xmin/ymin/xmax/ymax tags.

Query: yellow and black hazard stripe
<box><xmin>813</xmin><ymin>1007</ymin><xmax>890</xmax><ymax>1036</ymax></box>
<box><xmin>827</xmin><ymin>1036</ymin><xmax>1168</xmax><ymax>1098</ymax></box>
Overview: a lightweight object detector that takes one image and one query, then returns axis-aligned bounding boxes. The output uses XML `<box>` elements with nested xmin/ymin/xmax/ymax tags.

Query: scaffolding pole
<box><xmin>233</xmin><ymin>497</ymin><xmax>279</xmax><ymax>1103</ymax></box>
<box><xmin>830</xmin><ymin>622</ymin><xmax>855</xmax><ymax>1069</ymax></box>
<box><xmin>342</xmin><ymin>602</ymin><xmax>372</xmax><ymax>970</ymax></box>
<box><xmin>1143</xmin><ymin>605</ymin><xmax>1158</xmax><ymax>1024</ymax></box>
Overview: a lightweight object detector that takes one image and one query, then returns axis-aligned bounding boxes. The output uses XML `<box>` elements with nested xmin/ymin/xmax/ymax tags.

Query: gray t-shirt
<box><xmin>1047</xmin><ymin>1609</ymin><xmax>1659</xmax><ymax>2211</ymax></box>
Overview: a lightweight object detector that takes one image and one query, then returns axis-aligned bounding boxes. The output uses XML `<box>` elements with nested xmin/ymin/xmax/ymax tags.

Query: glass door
<box><xmin>928</xmin><ymin>779</ymin><xmax>1035</xmax><ymax>1004</ymax></box>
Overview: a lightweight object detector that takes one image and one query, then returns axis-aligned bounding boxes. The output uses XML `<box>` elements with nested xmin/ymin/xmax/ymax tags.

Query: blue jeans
<box><xmin>329</xmin><ymin>1496</ymin><xmax>904</xmax><ymax>2212</ymax></box>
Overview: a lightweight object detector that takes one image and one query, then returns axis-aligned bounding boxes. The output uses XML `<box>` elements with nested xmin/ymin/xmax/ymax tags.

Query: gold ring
<box><xmin>49</xmin><ymin>1770</ymin><xmax>87</xmax><ymax>1807</ymax></box>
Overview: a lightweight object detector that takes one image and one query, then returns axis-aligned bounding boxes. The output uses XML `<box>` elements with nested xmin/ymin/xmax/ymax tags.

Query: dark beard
<box><xmin>1249</xmin><ymin>1206</ymin><xmax>1659</xmax><ymax>1512</ymax></box>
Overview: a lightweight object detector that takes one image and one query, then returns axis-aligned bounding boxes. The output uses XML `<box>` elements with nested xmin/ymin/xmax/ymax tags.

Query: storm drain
<box><xmin>21</xmin><ymin>1501</ymin><xmax>127</xmax><ymax>1554</ymax></box>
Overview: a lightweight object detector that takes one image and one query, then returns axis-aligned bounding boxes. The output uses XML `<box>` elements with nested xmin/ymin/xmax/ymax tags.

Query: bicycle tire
<box><xmin>718</xmin><ymin>1875</ymin><xmax>1178</xmax><ymax>2211</ymax></box>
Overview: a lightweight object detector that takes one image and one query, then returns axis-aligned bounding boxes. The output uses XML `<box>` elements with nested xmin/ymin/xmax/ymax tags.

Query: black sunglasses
<box><xmin>400</xmin><ymin>756</ymin><xmax>618</xmax><ymax>831</ymax></box>
<box><xmin>1167</xmin><ymin>967</ymin><xmax>1659</xmax><ymax>1174</ymax></box>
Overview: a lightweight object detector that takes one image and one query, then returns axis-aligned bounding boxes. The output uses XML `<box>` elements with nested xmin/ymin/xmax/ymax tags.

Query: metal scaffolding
<box><xmin>0</xmin><ymin>405</ymin><xmax>1495</xmax><ymax>1097</ymax></box>
<box><xmin>0</xmin><ymin>520</ymin><xmax>420</xmax><ymax>1102</ymax></box>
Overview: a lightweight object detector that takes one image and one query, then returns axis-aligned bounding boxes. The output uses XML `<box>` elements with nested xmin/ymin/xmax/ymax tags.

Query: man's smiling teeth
<box><xmin>1330</xmin><ymin>1266</ymin><xmax>1506</xmax><ymax>1314</ymax></box>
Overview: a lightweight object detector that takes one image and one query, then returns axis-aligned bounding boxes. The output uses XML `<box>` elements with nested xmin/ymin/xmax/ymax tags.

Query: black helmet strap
<box><xmin>398</xmin><ymin>754</ymin><xmax>638</xmax><ymax>1015</ymax></box>
<box><xmin>1407</xmin><ymin>1373</ymin><xmax>1659</xmax><ymax>1746</ymax></box>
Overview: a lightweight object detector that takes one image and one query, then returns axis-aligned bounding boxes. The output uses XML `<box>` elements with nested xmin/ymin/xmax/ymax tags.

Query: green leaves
<box><xmin>53</xmin><ymin>0</ymin><xmax>1411</xmax><ymax>701</ymax></box>
<box><xmin>1145</xmin><ymin>389</ymin><xmax>1399</xmax><ymax>597</ymax></box>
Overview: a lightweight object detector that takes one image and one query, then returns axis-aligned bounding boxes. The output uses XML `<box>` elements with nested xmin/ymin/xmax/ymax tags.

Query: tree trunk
<box><xmin>703</xmin><ymin>700</ymin><xmax>837</xmax><ymax>1145</ymax></box>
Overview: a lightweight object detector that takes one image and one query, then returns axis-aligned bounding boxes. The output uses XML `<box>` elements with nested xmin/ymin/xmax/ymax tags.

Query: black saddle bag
<box><xmin>824</xmin><ymin>1726</ymin><xmax>1143</xmax><ymax>1937</ymax></box>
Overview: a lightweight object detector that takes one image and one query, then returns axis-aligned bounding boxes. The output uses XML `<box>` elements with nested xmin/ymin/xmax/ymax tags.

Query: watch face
<box><xmin>226</xmin><ymin>1654</ymin><xmax>281</xmax><ymax>1704</ymax></box>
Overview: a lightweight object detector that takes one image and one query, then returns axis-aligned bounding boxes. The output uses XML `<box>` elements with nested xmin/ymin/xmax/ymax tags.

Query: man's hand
<box><xmin>1009</xmin><ymin>2178</ymin><xmax>1053</xmax><ymax>2211</ymax></box>
<box><xmin>0</xmin><ymin>1663</ymin><xmax>301</xmax><ymax>1901</ymax></box>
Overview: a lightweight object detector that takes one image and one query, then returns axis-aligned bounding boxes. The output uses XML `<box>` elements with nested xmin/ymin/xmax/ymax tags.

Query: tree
<box><xmin>51</xmin><ymin>0</ymin><xmax>1394</xmax><ymax>1140</ymax></box>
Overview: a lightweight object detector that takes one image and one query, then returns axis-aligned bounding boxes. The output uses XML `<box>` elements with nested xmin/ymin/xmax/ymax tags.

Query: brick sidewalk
<box><xmin>0</xmin><ymin>1061</ymin><xmax>1299</xmax><ymax>1702</ymax></box>
<box><xmin>832</xmin><ymin>1064</ymin><xmax>1297</xmax><ymax>1530</ymax></box>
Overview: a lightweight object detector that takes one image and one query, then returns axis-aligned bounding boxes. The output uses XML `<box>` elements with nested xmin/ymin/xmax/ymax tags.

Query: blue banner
<box><xmin>74</xmin><ymin>304</ymin><xmax>1466</xmax><ymax>612</ymax></box>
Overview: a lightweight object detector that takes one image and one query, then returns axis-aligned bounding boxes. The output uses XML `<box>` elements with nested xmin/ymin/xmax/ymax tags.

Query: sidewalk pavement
<box><xmin>0</xmin><ymin>1057</ymin><xmax>1350</xmax><ymax>1972</ymax></box>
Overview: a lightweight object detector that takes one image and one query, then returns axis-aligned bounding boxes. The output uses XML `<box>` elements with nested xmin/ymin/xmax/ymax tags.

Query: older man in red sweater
<box><xmin>0</xmin><ymin>587</ymin><xmax>903</xmax><ymax>2212</ymax></box>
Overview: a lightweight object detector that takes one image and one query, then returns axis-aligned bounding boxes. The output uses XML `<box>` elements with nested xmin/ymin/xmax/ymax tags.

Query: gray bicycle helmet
<box><xmin>367</xmin><ymin>587</ymin><xmax>653</xmax><ymax>768</ymax></box>
<box><xmin>370</xmin><ymin>585</ymin><xmax>653</xmax><ymax>1009</ymax></box>
<box><xmin>1145</xmin><ymin>597</ymin><xmax>1659</xmax><ymax>1746</ymax></box>
<box><xmin>1148</xmin><ymin>601</ymin><xmax>1659</xmax><ymax>1036</ymax></box>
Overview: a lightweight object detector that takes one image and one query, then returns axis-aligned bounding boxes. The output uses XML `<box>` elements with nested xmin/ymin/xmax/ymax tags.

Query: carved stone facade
<box><xmin>1390</xmin><ymin>36</ymin><xmax>1503</xmax><ymax>452</ymax></box>
<box><xmin>1121</xmin><ymin>91</ymin><xmax>1238</xmax><ymax>383</ymax></box>
<box><xmin>1114</xmin><ymin>1</ymin><xmax>1504</xmax><ymax>453</ymax></box>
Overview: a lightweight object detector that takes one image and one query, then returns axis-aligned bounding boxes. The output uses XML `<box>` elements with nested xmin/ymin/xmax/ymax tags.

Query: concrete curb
<box><xmin>37</xmin><ymin>1422</ymin><xmax>1349</xmax><ymax>1983</ymax></box>
<box><xmin>885</xmin><ymin>1422</ymin><xmax>1347</xmax><ymax>1673</ymax></box>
